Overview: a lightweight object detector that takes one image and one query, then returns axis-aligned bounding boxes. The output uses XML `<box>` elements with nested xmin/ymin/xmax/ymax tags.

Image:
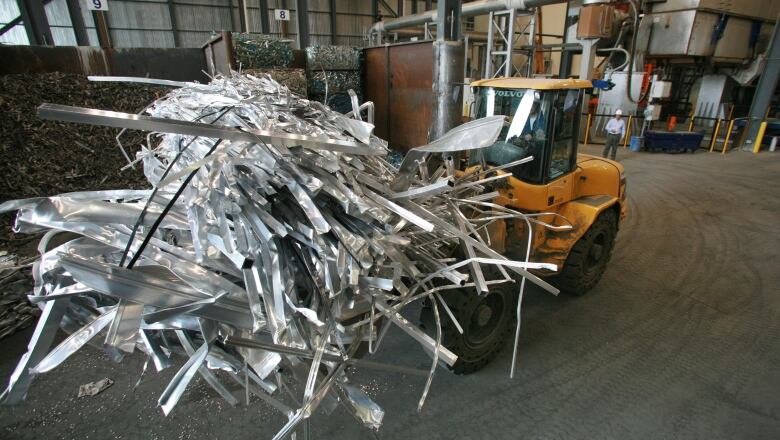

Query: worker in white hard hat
<box><xmin>602</xmin><ymin>109</ymin><xmax>626</xmax><ymax>160</ymax></box>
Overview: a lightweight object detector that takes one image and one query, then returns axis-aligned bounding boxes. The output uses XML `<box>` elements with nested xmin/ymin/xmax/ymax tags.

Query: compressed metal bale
<box><xmin>243</xmin><ymin>68</ymin><xmax>307</xmax><ymax>96</ymax></box>
<box><xmin>306</xmin><ymin>45</ymin><xmax>363</xmax><ymax>71</ymax></box>
<box><xmin>232</xmin><ymin>33</ymin><xmax>293</xmax><ymax>69</ymax></box>
<box><xmin>308</xmin><ymin>70</ymin><xmax>362</xmax><ymax>96</ymax></box>
<box><xmin>309</xmin><ymin>91</ymin><xmax>363</xmax><ymax>114</ymax></box>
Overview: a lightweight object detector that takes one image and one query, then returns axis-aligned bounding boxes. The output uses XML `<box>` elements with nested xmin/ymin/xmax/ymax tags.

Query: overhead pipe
<box><xmin>368</xmin><ymin>0</ymin><xmax>566</xmax><ymax>36</ymax></box>
<box><xmin>387</xmin><ymin>29</ymin><xmax>565</xmax><ymax>44</ymax></box>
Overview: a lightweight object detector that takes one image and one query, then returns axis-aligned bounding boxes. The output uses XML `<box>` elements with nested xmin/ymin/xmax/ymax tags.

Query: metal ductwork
<box><xmin>369</xmin><ymin>0</ymin><xmax>566</xmax><ymax>35</ymax></box>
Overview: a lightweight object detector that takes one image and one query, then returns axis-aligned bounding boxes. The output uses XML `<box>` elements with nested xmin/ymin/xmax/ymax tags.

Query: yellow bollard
<box><xmin>753</xmin><ymin>121</ymin><xmax>768</xmax><ymax>154</ymax></box>
<box><xmin>709</xmin><ymin>119</ymin><xmax>722</xmax><ymax>152</ymax></box>
<box><xmin>721</xmin><ymin>119</ymin><xmax>735</xmax><ymax>155</ymax></box>
<box><xmin>688</xmin><ymin>116</ymin><xmax>695</xmax><ymax>132</ymax></box>
<box><xmin>623</xmin><ymin>115</ymin><xmax>633</xmax><ymax>148</ymax></box>
<box><xmin>584</xmin><ymin>113</ymin><xmax>593</xmax><ymax>145</ymax></box>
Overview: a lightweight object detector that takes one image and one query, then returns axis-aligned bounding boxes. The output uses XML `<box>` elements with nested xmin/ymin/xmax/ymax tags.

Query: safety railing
<box><xmin>579</xmin><ymin>112</ymin><xmax>754</xmax><ymax>154</ymax></box>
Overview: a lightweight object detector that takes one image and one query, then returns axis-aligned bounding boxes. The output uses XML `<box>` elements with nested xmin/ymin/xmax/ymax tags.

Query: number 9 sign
<box><xmin>85</xmin><ymin>0</ymin><xmax>109</xmax><ymax>11</ymax></box>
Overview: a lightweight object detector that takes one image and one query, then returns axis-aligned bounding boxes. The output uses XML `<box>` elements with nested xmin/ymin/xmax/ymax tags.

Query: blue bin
<box><xmin>629</xmin><ymin>136</ymin><xmax>643</xmax><ymax>152</ymax></box>
<box><xmin>644</xmin><ymin>131</ymin><xmax>704</xmax><ymax>153</ymax></box>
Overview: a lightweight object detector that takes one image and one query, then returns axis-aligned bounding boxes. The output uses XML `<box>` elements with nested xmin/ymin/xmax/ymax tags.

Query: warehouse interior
<box><xmin>0</xmin><ymin>1</ymin><xmax>779</xmax><ymax>439</ymax></box>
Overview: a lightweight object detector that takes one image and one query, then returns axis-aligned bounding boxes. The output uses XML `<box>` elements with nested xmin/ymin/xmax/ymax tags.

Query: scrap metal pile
<box><xmin>306</xmin><ymin>46</ymin><xmax>363</xmax><ymax>71</ymax></box>
<box><xmin>306</xmin><ymin>45</ymin><xmax>364</xmax><ymax>114</ymax></box>
<box><xmin>232</xmin><ymin>33</ymin><xmax>294</xmax><ymax>69</ymax></box>
<box><xmin>0</xmin><ymin>73</ymin><xmax>560</xmax><ymax>438</ymax></box>
<box><xmin>242</xmin><ymin>68</ymin><xmax>307</xmax><ymax>96</ymax></box>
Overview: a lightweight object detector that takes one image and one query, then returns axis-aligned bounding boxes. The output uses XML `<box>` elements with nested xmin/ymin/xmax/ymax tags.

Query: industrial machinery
<box><xmin>424</xmin><ymin>77</ymin><xmax>627</xmax><ymax>374</ymax></box>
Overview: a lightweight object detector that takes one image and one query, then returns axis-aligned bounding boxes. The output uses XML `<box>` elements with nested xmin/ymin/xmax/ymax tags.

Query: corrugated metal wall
<box><xmin>0</xmin><ymin>0</ymin><xmax>386</xmax><ymax>49</ymax></box>
<box><xmin>0</xmin><ymin>1</ymin><xmax>27</xmax><ymax>44</ymax></box>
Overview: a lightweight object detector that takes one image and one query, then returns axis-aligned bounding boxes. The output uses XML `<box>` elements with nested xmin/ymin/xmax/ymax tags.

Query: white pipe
<box><xmin>368</xmin><ymin>0</ymin><xmax>566</xmax><ymax>35</ymax></box>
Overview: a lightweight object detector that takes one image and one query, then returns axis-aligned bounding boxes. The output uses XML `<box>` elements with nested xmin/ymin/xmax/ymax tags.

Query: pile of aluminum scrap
<box><xmin>232</xmin><ymin>33</ymin><xmax>294</xmax><ymax>69</ymax></box>
<box><xmin>242</xmin><ymin>68</ymin><xmax>307</xmax><ymax>96</ymax></box>
<box><xmin>306</xmin><ymin>46</ymin><xmax>363</xmax><ymax>71</ymax></box>
<box><xmin>0</xmin><ymin>73</ymin><xmax>562</xmax><ymax>438</ymax></box>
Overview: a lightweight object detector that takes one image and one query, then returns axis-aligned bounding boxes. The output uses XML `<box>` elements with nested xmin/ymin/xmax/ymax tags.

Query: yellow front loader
<box><xmin>423</xmin><ymin>78</ymin><xmax>628</xmax><ymax>374</ymax></box>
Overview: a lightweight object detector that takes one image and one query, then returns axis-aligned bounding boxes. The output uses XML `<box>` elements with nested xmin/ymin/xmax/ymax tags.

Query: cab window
<box><xmin>471</xmin><ymin>87</ymin><xmax>553</xmax><ymax>184</ymax></box>
<box><xmin>548</xmin><ymin>89</ymin><xmax>579</xmax><ymax>180</ymax></box>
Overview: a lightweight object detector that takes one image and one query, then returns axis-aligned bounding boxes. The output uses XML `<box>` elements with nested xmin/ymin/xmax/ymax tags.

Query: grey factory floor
<box><xmin>1</xmin><ymin>144</ymin><xmax>779</xmax><ymax>440</ymax></box>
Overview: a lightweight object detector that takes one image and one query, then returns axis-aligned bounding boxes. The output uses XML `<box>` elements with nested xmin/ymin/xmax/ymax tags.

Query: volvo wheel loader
<box><xmin>422</xmin><ymin>78</ymin><xmax>628</xmax><ymax>374</ymax></box>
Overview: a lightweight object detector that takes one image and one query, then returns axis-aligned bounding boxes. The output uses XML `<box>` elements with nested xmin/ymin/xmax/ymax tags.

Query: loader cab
<box><xmin>469</xmin><ymin>78</ymin><xmax>590</xmax><ymax>188</ymax></box>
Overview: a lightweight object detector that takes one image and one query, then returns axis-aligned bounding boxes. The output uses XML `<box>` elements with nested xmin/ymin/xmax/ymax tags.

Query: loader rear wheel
<box><xmin>422</xmin><ymin>280</ymin><xmax>516</xmax><ymax>375</ymax></box>
<box><xmin>554</xmin><ymin>208</ymin><xmax>618</xmax><ymax>296</ymax></box>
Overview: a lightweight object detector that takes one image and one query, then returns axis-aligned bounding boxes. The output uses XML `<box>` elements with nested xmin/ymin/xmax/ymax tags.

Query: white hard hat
<box><xmin>615</xmin><ymin>109</ymin><xmax>623</xmax><ymax>116</ymax></box>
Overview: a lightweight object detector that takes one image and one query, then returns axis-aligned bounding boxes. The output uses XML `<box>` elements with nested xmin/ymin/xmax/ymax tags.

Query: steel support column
<box><xmin>526</xmin><ymin>10</ymin><xmax>537</xmax><ymax>76</ymax></box>
<box><xmin>93</xmin><ymin>11</ymin><xmax>111</xmax><ymax>48</ymax></box>
<box><xmin>259</xmin><ymin>0</ymin><xmax>269</xmax><ymax>34</ymax></box>
<box><xmin>16</xmin><ymin>0</ymin><xmax>53</xmax><ymax>45</ymax></box>
<box><xmin>744</xmin><ymin>14</ymin><xmax>780</xmax><ymax>150</ymax></box>
<box><xmin>579</xmin><ymin>38</ymin><xmax>598</xmax><ymax>81</ymax></box>
<box><xmin>431</xmin><ymin>41</ymin><xmax>466</xmax><ymax>140</ymax></box>
<box><xmin>65</xmin><ymin>0</ymin><xmax>89</xmax><ymax>45</ymax></box>
<box><xmin>167</xmin><ymin>0</ymin><xmax>180</xmax><ymax>47</ymax></box>
<box><xmin>229</xmin><ymin>0</ymin><xmax>237</xmax><ymax>31</ymax></box>
<box><xmin>437</xmin><ymin>0</ymin><xmax>460</xmax><ymax>42</ymax></box>
<box><xmin>558</xmin><ymin>0</ymin><xmax>574</xmax><ymax>77</ymax></box>
<box><xmin>486</xmin><ymin>9</ymin><xmax>530</xmax><ymax>79</ymax></box>
<box><xmin>507</xmin><ymin>10</ymin><xmax>516</xmax><ymax>77</ymax></box>
<box><xmin>237</xmin><ymin>0</ymin><xmax>248</xmax><ymax>32</ymax></box>
<box><xmin>280</xmin><ymin>0</ymin><xmax>287</xmax><ymax>38</ymax></box>
<box><xmin>329</xmin><ymin>0</ymin><xmax>337</xmax><ymax>43</ymax></box>
<box><xmin>485</xmin><ymin>12</ymin><xmax>495</xmax><ymax>77</ymax></box>
<box><xmin>296</xmin><ymin>0</ymin><xmax>310</xmax><ymax>49</ymax></box>
<box><xmin>431</xmin><ymin>0</ymin><xmax>463</xmax><ymax>141</ymax></box>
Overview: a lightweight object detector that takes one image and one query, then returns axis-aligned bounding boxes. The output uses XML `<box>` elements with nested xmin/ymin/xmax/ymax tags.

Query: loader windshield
<box><xmin>470</xmin><ymin>87</ymin><xmax>554</xmax><ymax>183</ymax></box>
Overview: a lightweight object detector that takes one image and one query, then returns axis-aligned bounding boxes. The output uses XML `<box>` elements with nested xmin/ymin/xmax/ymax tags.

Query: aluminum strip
<box><xmin>37</xmin><ymin>104</ymin><xmax>387</xmax><ymax>156</ymax></box>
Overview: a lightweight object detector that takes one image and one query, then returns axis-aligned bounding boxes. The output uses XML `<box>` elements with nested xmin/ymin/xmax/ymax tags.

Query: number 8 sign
<box><xmin>274</xmin><ymin>9</ymin><xmax>290</xmax><ymax>21</ymax></box>
<box><xmin>85</xmin><ymin>0</ymin><xmax>109</xmax><ymax>10</ymax></box>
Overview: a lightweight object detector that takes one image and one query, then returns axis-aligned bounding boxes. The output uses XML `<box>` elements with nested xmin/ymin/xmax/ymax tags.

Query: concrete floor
<box><xmin>1</xmin><ymin>145</ymin><xmax>779</xmax><ymax>439</ymax></box>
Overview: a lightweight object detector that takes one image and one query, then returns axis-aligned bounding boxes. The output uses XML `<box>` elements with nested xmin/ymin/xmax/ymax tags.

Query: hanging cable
<box><xmin>125</xmin><ymin>139</ymin><xmax>224</xmax><ymax>269</ymax></box>
<box><xmin>119</xmin><ymin>105</ymin><xmax>234</xmax><ymax>266</ymax></box>
<box><xmin>625</xmin><ymin>0</ymin><xmax>641</xmax><ymax>103</ymax></box>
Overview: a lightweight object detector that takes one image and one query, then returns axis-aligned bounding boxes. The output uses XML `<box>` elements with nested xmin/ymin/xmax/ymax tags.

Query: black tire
<box><xmin>553</xmin><ymin>208</ymin><xmax>618</xmax><ymax>296</ymax></box>
<box><xmin>422</xmin><ymin>279</ymin><xmax>516</xmax><ymax>375</ymax></box>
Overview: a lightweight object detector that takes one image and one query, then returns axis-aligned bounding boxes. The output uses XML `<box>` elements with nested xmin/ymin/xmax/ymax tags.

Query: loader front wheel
<box><xmin>423</xmin><ymin>280</ymin><xmax>516</xmax><ymax>375</ymax></box>
<box><xmin>554</xmin><ymin>208</ymin><xmax>618</xmax><ymax>296</ymax></box>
